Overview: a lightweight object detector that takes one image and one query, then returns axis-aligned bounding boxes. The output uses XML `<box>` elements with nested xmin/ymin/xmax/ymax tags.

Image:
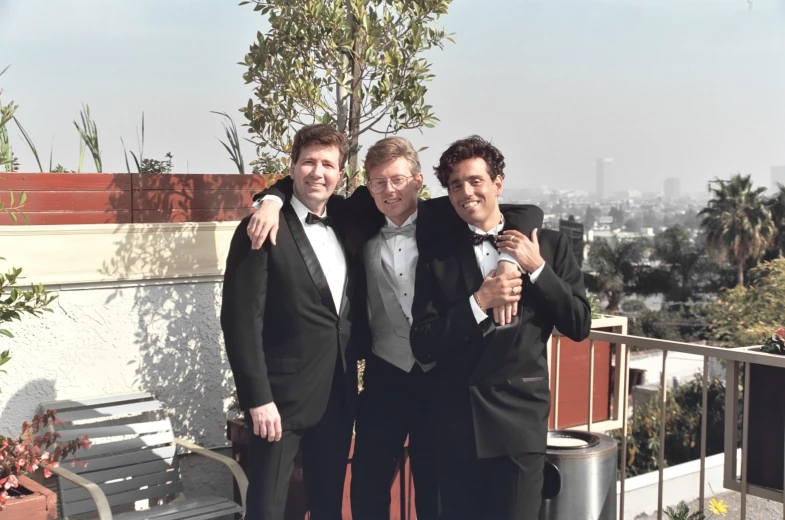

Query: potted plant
<box><xmin>0</xmin><ymin>410</ymin><xmax>91</xmax><ymax>519</ymax></box>
<box><xmin>744</xmin><ymin>327</ymin><xmax>785</xmax><ymax>492</ymax></box>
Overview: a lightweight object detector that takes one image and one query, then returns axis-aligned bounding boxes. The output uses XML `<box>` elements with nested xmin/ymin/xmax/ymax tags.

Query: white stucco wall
<box><xmin>0</xmin><ymin>277</ymin><xmax>235</xmax><ymax>450</ymax></box>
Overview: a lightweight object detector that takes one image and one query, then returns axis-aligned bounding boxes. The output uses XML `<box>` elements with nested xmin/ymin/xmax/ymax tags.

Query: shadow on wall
<box><xmin>0</xmin><ymin>379</ymin><xmax>56</xmax><ymax>436</ymax></box>
<box><xmin>98</xmin><ymin>175</ymin><xmax>253</xmax><ymax>447</ymax></box>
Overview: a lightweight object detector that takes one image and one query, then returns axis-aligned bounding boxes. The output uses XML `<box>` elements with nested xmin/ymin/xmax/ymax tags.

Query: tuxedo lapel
<box><xmin>282</xmin><ymin>204</ymin><xmax>338</xmax><ymax>316</ymax></box>
<box><xmin>457</xmin><ymin>227</ymin><xmax>484</xmax><ymax>295</ymax></box>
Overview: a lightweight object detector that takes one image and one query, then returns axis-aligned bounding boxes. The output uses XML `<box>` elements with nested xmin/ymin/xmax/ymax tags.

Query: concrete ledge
<box><xmin>0</xmin><ymin>222</ymin><xmax>239</xmax><ymax>285</ymax></box>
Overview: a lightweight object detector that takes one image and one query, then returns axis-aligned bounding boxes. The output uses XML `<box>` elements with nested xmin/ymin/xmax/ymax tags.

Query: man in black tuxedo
<box><xmin>410</xmin><ymin>136</ymin><xmax>592</xmax><ymax>520</ymax></box>
<box><xmin>247</xmin><ymin>137</ymin><xmax>541</xmax><ymax>520</ymax></box>
<box><xmin>221</xmin><ymin>124</ymin><xmax>369</xmax><ymax>520</ymax></box>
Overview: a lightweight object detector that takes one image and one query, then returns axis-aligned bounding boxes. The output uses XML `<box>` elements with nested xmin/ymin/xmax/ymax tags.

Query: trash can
<box><xmin>539</xmin><ymin>430</ymin><xmax>617</xmax><ymax>520</ymax></box>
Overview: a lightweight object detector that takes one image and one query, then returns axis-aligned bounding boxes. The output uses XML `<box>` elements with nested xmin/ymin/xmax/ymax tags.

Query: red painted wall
<box><xmin>0</xmin><ymin>173</ymin><xmax>278</xmax><ymax>225</ymax></box>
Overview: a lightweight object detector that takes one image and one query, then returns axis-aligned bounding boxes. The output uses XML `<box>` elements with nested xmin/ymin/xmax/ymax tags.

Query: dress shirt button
<box><xmin>337</xmin><ymin>324</ymin><xmax>342</xmax><ymax>331</ymax></box>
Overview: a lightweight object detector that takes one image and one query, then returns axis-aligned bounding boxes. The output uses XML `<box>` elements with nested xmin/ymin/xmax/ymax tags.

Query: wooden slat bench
<box><xmin>38</xmin><ymin>392</ymin><xmax>247</xmax><ymax>520</ymax></box>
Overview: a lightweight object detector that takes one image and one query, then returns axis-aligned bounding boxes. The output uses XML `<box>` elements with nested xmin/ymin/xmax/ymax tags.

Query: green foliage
<box><xmin>699</xmin><ymin>174</ymin><xmax>774</xmax><ymax>287</ymax></box>
<box><xmin>664</xmin><ymin>501</ymin><xmax>707</xmax><ymax>520</ymax></box>
<box><xmin>707</xmin><ymin>259</ymin><xmax>785</xmax><ymax>347</ymax></box>
<box><xmin>0</xmin><ymin>261</ymin><xmax>57</xmax><ymax>392</ymax></box>
<box><xmin>51</xmin><ymin>164</ymin><xmax>74</xmax><ymax>173</ymax></box>
<box><xmin>240</xmin><ymin>0</ymin><xmax>452</xmax><ymax>184</ymax></box>
<box><xmin>417</xmin><ymin>184</ymin><xmax>432</xmax><ymax>200</ymax></box>
<box><xmin>587</xmin><ymin>292</ymin><xmax>602</xmax><ymax>318</ymax></box>
<box><xmin>12</xmin><ymin>117</ymin><xmax>42</xmax><ymax>172</ymax></box>
<box><xmin>612</xmin><ymin>375</ymin><xmax>730</xmax><ymax>478</ymax></box>
<box><xmin>73</xmin><ymin>104</ymin><xmax>102</xmax><ymax>172</ymax></box>
<box><xmin>140</xmin><ymin>152</ymin><xmax>174</xmax><ymax>174</ymax></box>
<box><xmin>251</xmin><ymin>151</ymin><xmax>287</xmax><ymax>176</ymax></box>
<box><xmin>628</xmin><ymin>305</ymin><xmax>708</xmax><ymax>343</ymax></box>
<box><xmin>586</xmin><ymin>238</ymin><xmax>649</xmax><ymax>311</ymax></box>
<box><xmin>122</xmin><ymin>112</ymin><xmax>146</xmax><ymax>173</ymax></box>
<box><xmin>211</xmin><ymin>111</ymin><xmax>245</xmax><ymax>174</ymax></box>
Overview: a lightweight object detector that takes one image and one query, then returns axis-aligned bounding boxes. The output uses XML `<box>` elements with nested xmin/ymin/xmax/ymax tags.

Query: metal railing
<box><xmin>551</xmin><ymin>326</ymin><xmax>785</xmax><ymax>520</ymax></box>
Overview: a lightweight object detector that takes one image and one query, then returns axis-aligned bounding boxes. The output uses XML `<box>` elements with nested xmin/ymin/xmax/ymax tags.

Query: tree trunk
<box><xmin>347</xmin><ymin>29</ymin><xmax>364</xmax><ymax>194</ymax></box>
<box><xmin>737</xmin><ymin>261</ymin><xmax>745</xmax><ymax>287</ymax></box>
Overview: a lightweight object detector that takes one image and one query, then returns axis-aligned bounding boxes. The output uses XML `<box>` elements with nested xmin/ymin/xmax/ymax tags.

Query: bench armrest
<box><xmin>44</xmin><ymin>463</ymin><xmax>113</xmax><ymax>520</ymax></box>
<box><xmin>174</xmin><ymin>437</ymin><xmax>248</xmax><ymax>511</ymax></box>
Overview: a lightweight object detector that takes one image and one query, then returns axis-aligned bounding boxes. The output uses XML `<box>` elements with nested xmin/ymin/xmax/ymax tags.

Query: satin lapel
<box><xmin>282</xmin><ymin>204</ymin><xmax>338</xmax><ymax>316</ymax></box>
<box><xmin>457</xmin><ymin>227</ymin><xmax>484</xmax><ymax>295</ymax></box>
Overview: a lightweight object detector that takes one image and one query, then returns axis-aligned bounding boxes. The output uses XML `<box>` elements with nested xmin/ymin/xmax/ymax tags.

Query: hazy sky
<box><xmin>1</xmin><ymin>0</ymin><xmax>783</xmax><ymax>196</ymax></box>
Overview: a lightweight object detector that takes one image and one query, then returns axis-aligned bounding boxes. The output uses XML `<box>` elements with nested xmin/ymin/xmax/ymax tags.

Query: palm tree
<box><xmin>699</xmin><ymin>174</ymin><xmax>775</xmax><ymax>287</ymax></box>
<box><xmin>587</xmin><ymin>238</ymin><xmax>649</xmax><ymax>311</ymax></box>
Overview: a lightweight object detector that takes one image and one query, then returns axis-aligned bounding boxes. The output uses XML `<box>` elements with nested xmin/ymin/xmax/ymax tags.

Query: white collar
<box><xmin>384</xmin><ymin>209</ymin><xmax>418</xmax><ymax>229</ymax></box>
<box><xmin>468</xmin><ymin>215</ymin><xmax>505</xmax><ymax>236</ymax></box>
<box><xmin>291</xmin><ymin>194</ymin><xmax>328</xmax><ymax>222</ymax></box>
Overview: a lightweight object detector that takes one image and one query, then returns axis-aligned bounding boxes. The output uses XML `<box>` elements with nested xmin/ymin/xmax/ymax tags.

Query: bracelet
<box><xmin>473</xmin><ymin>292</ymin><xmax>486</xmax><ymax>313</ymax></box>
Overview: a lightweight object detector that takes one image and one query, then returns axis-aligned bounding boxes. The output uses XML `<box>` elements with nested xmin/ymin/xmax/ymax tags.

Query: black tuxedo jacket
<box><xmin>411</xmin><ymin>225</ymin><xmax>591</xmax><ymax>459</ymax></box>
<box><xmin>221</xmin><ymin>196</ymin><xmax>369</xmax><ymax>430</ymax></box>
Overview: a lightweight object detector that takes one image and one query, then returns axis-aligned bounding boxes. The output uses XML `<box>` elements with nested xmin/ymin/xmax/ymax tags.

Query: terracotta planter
<box><xmin>226</xmin><ymin>418</ymin><xmax>414</xmax><ymax>519</ymax></box>
<box><xmin>746</xmin><ymin>362</ymin><xmax>785</xmax><ymax>491</ymax></box>
<box><xmin>1</xmin><ymin>475</ymin><xmax>57</xmax><ymax>520</ymax></box>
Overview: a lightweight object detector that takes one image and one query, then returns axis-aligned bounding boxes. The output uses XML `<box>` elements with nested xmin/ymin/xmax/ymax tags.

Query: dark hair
<box><xmin>433</xmin><ymin>135</ymin><xmax>505</xmax><ymax>188</ymax></box>
<box><xmin>291</xmin><ymin>124</ymin><xmax>349</xmax><ymax>169</ymax></box>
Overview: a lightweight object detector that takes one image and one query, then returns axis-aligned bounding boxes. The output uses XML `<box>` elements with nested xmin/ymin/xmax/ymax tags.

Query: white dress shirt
<box><xmin>380</xmin><ymin>211</ymin><xmax>418</xmax><ymax>324</ymax></box>
<box><xmin>290</xmin><ymin>195</ymin><xmax>347</xmax><ymax>312</ymax></box>
<box><xmin>468</xmin><ymin>218</ymin><xmax>545</xmax><ymax>323</ymax></box>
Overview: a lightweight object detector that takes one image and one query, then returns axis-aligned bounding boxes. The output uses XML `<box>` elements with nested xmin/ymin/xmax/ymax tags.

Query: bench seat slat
<box><xmin>113</xmin><ymin>497</ymin><xmax>240</xmax><ymax>520</ymax></box>
<box><xmin>40</xmin><ymin>392</ymin><xmax>155</xmax><ymax>411</ymax></box>
<box><xmin>60</xmin><ymin>457</ymin><xmax>176</xmax><ymax>490</ymax></box>
<box><xmin>62</xmin><ymin>481</ymin><xmax>184</xmax><ymax>517</ymax></box>
<box><xmin>62</xmin><ymin>469</ymin><xmax>179</xmax><ymax>503</ymax></box>
<box><xmin>65</xmin><ymin>445</ymin><xmax>177</xmax><ymax>475</ymax></box>
<box><xmin>54</xmin><ymin>400</ymin><xmax>163</xmax><ymax>422</ymax></box>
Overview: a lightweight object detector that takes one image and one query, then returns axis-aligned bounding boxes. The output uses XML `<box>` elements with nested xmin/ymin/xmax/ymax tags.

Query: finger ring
<box><xmin>512</xmin><ymin>287</ymin><xmax>520</xmax><ymax>294</ymax></box>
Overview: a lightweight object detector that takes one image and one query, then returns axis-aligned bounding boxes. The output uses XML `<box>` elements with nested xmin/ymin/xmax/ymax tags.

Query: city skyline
<box><xmin>0</xmin><ymin>0</ymin><xmax>783</xmax><ymax>196</ymax></box>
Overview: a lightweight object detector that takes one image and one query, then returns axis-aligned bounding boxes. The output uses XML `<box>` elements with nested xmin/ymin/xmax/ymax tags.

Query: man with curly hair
<box><xmin>410</xmin><ymin>136</ymin><xmax>592</xmax><ymax>520</ymax></box>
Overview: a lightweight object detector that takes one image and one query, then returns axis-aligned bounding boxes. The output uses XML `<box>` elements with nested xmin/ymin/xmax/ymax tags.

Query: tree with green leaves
<box><xmin>699</xmin><ymin>174</ymin><xmax>775</xmax><ymax>287</ymax></box>
<box><xmin>708</xmin><ymin>258</ymin><xmax>785</xmax><ymax>348</ymax></box>
<box><xmin>240</xmin><ymin>0</ymin><xmax>452</xmax><ymax>190</ymax></box>
<box><xmin>586</xmin><ymin>238</ymin><xmax>649</xmax><ymax>311</ymax></box>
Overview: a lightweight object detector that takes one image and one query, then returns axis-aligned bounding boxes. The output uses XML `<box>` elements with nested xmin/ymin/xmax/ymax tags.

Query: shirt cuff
<box><xmin>529</xmin><ymin>262</ymin><xmax>546</xmax><ymax>283</ymax></box>
<box><xmin>469</xmin><ymin>295</ymin><xmax>488</xmax><ymax>324</ymax></box>
<box><xmin>498</xmin><ymin>253</ymin><xmax>522</xmax><ymax>272</ymax></box>
<box><xmin>253</xmin><ymin>195</ymin><xmax>284</xmax><ymax>209</ymax></box>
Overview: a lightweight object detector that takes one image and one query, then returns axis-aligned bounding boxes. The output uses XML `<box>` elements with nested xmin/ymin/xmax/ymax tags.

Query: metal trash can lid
<box><xmin>546</xmin><ymin>430</ymin><xmax>616</xmax><ymax>458</ymax></box>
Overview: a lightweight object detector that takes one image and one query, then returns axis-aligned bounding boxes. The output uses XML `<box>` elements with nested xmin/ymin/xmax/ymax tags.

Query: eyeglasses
<box><xmin>368</xmin><ymin>175</ymin><xmax>414</xmax><ymax>194</ymax></box>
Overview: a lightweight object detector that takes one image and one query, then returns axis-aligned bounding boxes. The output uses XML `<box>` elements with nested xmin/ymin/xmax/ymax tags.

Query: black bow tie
<box><xmin>471</xmin><ymin>233</ymin><xmax>498</xmax><ymax>246</ymax></box>
<box><xmin>305</xmin><ymin>212</ymin><xmax>332</xmax><ymax>227</ymax></box>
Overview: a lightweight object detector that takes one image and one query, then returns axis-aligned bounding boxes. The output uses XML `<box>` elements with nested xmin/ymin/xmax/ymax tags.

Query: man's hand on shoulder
<box><xmin>248</xmin><ymin>198</ymin><xmax>283</xmax><ymax>250</ymax></box>
<box><xmin>249</xmin><ymin>402</ymin><xmax>282</xmax><ymax>442</ymax></box>
<box><xmin>497</xmin><ymin>228</ymin><xmax>545</xmax><ymax>274</ymax></box>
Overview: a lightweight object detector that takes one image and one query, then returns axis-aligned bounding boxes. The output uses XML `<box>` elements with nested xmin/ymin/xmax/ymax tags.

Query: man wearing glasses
<box><xmin>247</xmin><ymin>136</ymin><xmax>541</xmax><ymax>519</ymax></box>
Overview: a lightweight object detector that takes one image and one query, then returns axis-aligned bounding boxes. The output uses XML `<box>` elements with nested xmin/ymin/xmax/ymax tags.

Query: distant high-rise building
<box><xmin>771</xmin><ymin>166</ymin><xmax>785</xmax><ymax>192</ymax></box>
<box><xmin>596</xmin><ymin>158</ymin><xmax>613</xmax><ymax>201</ymax></box>
<box><xmin>664</xmin><ymin>177</ymin><xmax>681</xmax><ymax>199</ymax></box>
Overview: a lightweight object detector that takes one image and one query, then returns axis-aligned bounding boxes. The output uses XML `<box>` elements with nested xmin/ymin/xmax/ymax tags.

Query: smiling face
<box><xmin>290</xmin><ymin>144</ymin><xmax>344</xmax><ymax>214</ymax></box>
<box><xmin>368</xmin><ymin>156</ymin><xmax>423</xmax><ymax>226</ymax></box>
<box><xmin>446</xmin><ymin>157</ymin><xmax>503</xmax><ymax>231</ymax></box>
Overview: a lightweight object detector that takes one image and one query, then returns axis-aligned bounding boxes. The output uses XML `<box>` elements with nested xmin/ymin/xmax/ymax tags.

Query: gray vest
<box><xmin>364</xmin><ymin>234</ymin><xmax>434</xmax><ymax>373</ymax></box>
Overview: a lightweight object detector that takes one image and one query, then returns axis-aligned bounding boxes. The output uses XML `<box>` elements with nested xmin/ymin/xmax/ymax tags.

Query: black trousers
<box><xmin>437</xmin><ymin>452</ymin><xmax>545</xmax><ymax>520</ymax></box>
<box><xmin>245</xmin><ymin>357</ymin><xmax>353</xmax><ymax>520</ymax></box>
<box><xmin>350</xmin><ymin>354</ymin><xmax>439</xmax><ymax>520</ymax></box>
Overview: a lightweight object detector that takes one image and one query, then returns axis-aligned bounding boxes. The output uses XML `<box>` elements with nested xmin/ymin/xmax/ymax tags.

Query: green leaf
<box><xmin>0</xmin><ymin>330</ymin><xmax>13</xmax><ymax>338</ymax></box>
